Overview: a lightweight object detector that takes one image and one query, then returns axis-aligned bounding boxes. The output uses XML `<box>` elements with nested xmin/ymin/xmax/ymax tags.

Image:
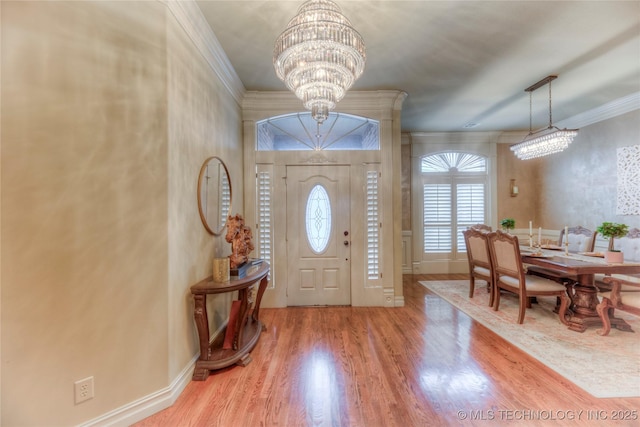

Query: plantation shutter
<box><xmin>366</xmin><ymin>170</ymin><xmax>380</xmax><ymax>279</ymax></box>
<box><xmin>257</xmin><ymin>168</ymin><xmax>273</xmax><ymax>282</ymax></box>
<box><xmin>456</xmin><ymin>183</ymin><xmax>485</xmax><ymax>252</ymax></box>
<box><xmin>423</xmin><ymin>184</ymin><xmax>452</xmax><ymax>253</ymax></box>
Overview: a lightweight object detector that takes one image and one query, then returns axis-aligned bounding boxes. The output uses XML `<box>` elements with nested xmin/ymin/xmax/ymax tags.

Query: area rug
<box><xmin>419</xmin><ymin>280</ymin><xmax>640</xmax><ymax>398</ymax></box>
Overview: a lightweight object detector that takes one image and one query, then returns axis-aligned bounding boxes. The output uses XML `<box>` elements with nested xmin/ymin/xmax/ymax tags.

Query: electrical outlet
<box><xmin>74</xmin><ymin>376</ymin><xmax>94</xmax><ymax>404</ymax></box>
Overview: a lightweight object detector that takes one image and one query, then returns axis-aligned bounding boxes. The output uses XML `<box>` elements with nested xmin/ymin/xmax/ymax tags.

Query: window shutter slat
<box><xmin>366</xmin><ymin>171</ymin><xmax>380</xmax><ymax>279</ymax></box>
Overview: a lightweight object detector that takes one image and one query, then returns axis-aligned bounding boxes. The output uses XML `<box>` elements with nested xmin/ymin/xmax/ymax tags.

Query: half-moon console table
<box><xmin>190</xmin><ymin>261</ymin><xmax>269</xmax><ymax>381</ymax></box>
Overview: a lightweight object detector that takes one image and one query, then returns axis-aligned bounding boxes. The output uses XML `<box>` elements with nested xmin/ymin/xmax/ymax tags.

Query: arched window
<box><xmin>421</xmin><ymin>152</ymin><xmax>486</xmax><ymax>173</ymax></box>
<box><xmin>420</xmin><ymin>152</ymin><xmax>487</xmax><ymax>255</ymax></box>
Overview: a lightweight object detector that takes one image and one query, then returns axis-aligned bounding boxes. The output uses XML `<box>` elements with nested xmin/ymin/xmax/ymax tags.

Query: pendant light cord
<box><xmin>529</xmin><ymin>91</ymin><xmax>533</xmax><ymax>134</ymax></box>
<box><xmin>548</xmin><ymin>80</ymin><xmax>553</xmax><ymax>129</ymax></box>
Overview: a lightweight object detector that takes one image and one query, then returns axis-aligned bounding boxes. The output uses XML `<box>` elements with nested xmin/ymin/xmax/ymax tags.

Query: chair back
<box><xmin>558</xmin><ymin>225</ymin><xmax>596</xmax><ymax>253</ymax></box>
<box><xmin>470</xmin><ymin>224</ymin><xmax>492</xmax><ymax>232</ymax></box>
<box><xmin>463</xmin><ymin>228</ymin><xmax>492</xmax><ymax>270</ymax></box>
<box><xmin>488</xmin><ymin>230</ymin><xmax>525</xmax><ymax>288</ymax></box>
<box><xmin>614</xmin><ymin>228</ymin><xmax>640</xmax><ymax>262</ymax></box>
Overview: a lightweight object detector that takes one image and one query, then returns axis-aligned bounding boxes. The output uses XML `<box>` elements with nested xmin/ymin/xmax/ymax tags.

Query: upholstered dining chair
<box><xmin>596</xmin><ymin>275</ymin><xmax>640</xmax><ymax>336</ymax></box>
<box><xmin>528</xmin><ymin>225</ymin><xmax>596</xmax><ymax>282</ymax></box>
<box><xmin>612</xmin><ymin>227</ymin><xmax>640</xmax><ymax>261</ymax></box>
<box><xmin>557</xmin><ymin>225</ymin><xmax>597</xmax><ymax>253</ymax></box>
<box><xmin>595</xmin><ymin>228</ymin><xmax>640</xmax><ymax>292</ymax></box>
<box><xmin>527</xmin><ymin>226</ymin><xmax>598</xmax><ymax>309</ymax></box>
<box><xmin>462</xmin><ymin>228</ymin><xmax>494</xmax><ymax>306</ymax></box>
<box><xmin>488</xmin><ymin>230</ymin><xmax>570</xmax><ymax>324</ymax></box>
<box><xmin>470</xmin><ymin>224</ymin><xmax>492</xmax><ymax>232</ymax></box>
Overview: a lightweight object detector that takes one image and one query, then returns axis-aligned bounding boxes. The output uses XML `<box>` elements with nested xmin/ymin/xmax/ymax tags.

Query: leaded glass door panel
<box><xmin>286</xmin><ymin>165</ymin><xmax>351</xmax><ymax>306</ymax></box>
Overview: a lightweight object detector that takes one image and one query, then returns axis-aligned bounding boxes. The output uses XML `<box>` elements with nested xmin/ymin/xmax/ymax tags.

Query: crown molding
<box><xmin>243</xmin><ymin>90</ymin><xmax>408</xmax><ymax>121</ymax></box>
<box><xmin>556</xmin><ymin>91</ymin><xmax>640</xmax><ymax>129</ymax></box>
<box><xmin>497</xmin><ymin>92</ymin><xmax>640</xmax><ymax>144</ymax></box>
<box><xmin>164</xmin><ymin>0</ymin><xmax>245</xmax><ymax>105</ymax></box>
<box><xmin>407</xmin><ymin>131</ymin><xmax>502</xmax><ymax>145</ymax></box>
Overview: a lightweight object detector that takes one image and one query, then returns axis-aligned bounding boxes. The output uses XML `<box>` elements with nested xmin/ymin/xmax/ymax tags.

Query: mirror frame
<box><xmin>197</xmin><ymin>156</ymin><xmax>232</xmax><ymax>236</ymax></box>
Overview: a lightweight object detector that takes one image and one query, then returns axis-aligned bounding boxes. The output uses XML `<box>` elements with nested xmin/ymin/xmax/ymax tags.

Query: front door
<box><xmin>286</xmin><ymin>165</ymin><xmax>351</xmax><ymax>306</ymax></box>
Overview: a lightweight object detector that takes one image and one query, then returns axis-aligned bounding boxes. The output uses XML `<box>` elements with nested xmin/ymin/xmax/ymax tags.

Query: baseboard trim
<box><xmin>79</xmin><ymin>322</ymin><xmax>227</xmax><ymax>426</ymax></box>
<box><xmin>78</xmin><ymin>354</ymin><xmax>198</xmax><ymax>427</ymax></box>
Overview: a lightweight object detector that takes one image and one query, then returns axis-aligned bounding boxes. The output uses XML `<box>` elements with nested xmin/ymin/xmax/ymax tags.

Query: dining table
<box><xmin>520</xmin><ymin>246</ymin><xmax>640</xmax><ymax>332</ymax></box>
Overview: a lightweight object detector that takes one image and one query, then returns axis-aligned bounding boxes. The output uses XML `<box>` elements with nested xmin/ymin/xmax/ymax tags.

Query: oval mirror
<box><xmin>197</xmin><ymin>156</ymin><xmax>232</xmax><ymax>235</ymax></box>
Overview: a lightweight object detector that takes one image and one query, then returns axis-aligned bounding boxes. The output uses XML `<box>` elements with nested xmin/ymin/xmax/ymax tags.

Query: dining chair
<box><xmin>470</xmin><ymin>224</ymin><xmax>492</xmax><ymax>232</ymax></box>
<box><xmin>612</xmin><ymin>227</ymin><xmax>640</xmax><ymax>261</ymax></box>
<box><xmin>529</xmin><ymin>225</ymin><xmax>596</xmax><ymax>279</ymax></box>
<box><xmin>528</xmin><ymin>225</ymin><xmax>597</xmax><ymax>305</ymax></box>
<box><xmin>557</xmin><ymin>225</ymin><xmax>597</xmax><ymax>253</ymax></box>
<box><xmin>462</xmin><ymin>228</ymin><xmax>495</xmax><ymax>306</ymax></box>
<box><xmin>488</xmin><ymin>230</ymin><xmax>569</xmax><ymax>324</ymax></box>
<box><xmin>596</xmin><ymin>275</ymin><xmax>640</xmax><ymax>336</ymax></box>
<box><xmin>595</xmin><ymin>228</ymin><xmax>640</xmax><ymax>292</ymax></box>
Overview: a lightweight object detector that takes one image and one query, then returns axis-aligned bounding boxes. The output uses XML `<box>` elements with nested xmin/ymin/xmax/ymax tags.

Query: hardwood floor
<box><xmin>134</xmin><ymin>274</ymin><xmax>640</xmax><ymax>426</ymax></box>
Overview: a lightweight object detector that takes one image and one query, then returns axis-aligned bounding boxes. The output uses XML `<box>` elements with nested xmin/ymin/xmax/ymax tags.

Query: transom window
<box><xmin>257</xmin><ymin>112</ymin><xmax>379</xmax><ymax>151</ymax></box>
<box><xmin>421</xmin><ymin>152</ymin><xmax>486</xmax><ymax>173</ymax></box>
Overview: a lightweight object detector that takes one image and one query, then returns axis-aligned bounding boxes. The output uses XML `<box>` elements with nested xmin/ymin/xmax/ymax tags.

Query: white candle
<box><xmin>538</xmin><ymin>227</ymin><xmax>542</xmax><ymax>245</ymax></box>
<box><xmin>565</xmin><ymin>226</ymin><xmax>569</xmax><ymax>244</ymax></box>
<box><xmin>529</xmin><ymin>221</ymin><xmax>533</xmax><ymax>235</ymax></box>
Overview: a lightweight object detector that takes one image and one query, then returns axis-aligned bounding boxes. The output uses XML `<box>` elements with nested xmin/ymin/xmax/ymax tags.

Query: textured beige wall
<box><xmin>166</xmin><ymin>12</ymin><xmax>243</xmax><ymax>380</ymax></box>
<box><xmin>496</xmin><ymin>143</ymin><xmax>542</xmax><ymax>229</ymax></box>
<box><xmin>496</xmin><ymin>111</ymin><xmax>640</xmax><ymax>232</ymax></box>
<box><xmin>2</xmin><ymin>2</ymin><xmax>168</xmax><ymax>424</ymax></box>
<box><xmin>1</xmin><ymin>1</ymin><xmax>243</xmax><ymax>425</ymax></box>
<box><xmin>538</xmin><ymin>110</ymin><xmax>640</xmax><ymax>231</ymax></box>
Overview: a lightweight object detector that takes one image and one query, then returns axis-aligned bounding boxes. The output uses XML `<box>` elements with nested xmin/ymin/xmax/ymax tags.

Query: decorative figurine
<box><xmin>225</xmin><ymin>214</ymin><xmax>254</xmax><ymax>269</ymax></box>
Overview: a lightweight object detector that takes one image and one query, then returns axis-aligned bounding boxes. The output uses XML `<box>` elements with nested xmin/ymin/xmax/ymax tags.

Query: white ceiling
<box><xmin>195</xmin><ymin>0</ymin><xmax>640</xmax><ymax>133</ymax></box>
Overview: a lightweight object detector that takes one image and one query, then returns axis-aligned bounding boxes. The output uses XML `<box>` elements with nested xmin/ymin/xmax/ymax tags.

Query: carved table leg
<box><xmin>565</xmin><ymin>274</ymin><xmax>632</xmax><ymax>332</ymax></box>
<box><xmin>193</xmin><ymin>294</ymin><xmax>210</xmax><ymax>359</ymax></box>
<box><xmin>192</xmin><ymin>367</ymin><xmax>210</xmax><ymax>381</ymax></box>
<box><xmin>192</xmin><ymin>294</ymin><xmax>211</xmax><ymax>380</ymax></box>
<box><xmin>236</xmin><ymin>353</ymin><xmax>253</xmax><ymax>367</ymax></box>
<box><xmin>252</xmin><ymin>276</ymin><xmax>269</xmax><ymax>323</ymax></box>
<box><xmin>235</xmin><ymin>288</ymin><xmax>249</xmax><ymax>350</ymax></box>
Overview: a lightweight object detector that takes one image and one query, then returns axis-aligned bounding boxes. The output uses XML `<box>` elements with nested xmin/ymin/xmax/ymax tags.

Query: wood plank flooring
<box><xmin>134</xmin><ymin>274</ymin><xmax>640</xmax><ymax>426</ymax></box>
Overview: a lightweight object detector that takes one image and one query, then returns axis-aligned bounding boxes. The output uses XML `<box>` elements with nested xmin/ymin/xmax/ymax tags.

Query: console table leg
<box><xmin>237</xmin><ymin>353</ymin><xmax>252</xmax><ymax>367</ymax></box>
<box><xmin>192</xmin><ymin>366</ymin><xmax>210</xmax><ymax>381</ymax></box>
<box><xmin>235</xmin><ymin>289</ymin><xmax>250</xmax><ymax>350</ymax></box>
<box><xmin>193</xmin><ymin>294</ymin><xmax>210</xmax><ymax>359</ymax></box>
<box><xmin>252</xmin><ymin>276</ymin><xmax>269</xmax><ymax>323</ymax></box>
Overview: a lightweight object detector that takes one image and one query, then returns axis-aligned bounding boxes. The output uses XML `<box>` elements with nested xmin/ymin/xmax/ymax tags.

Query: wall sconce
<box><xmin>510</xmin><ymin>179</ymin><xmax>519</xmax><ymax>197</ymax></box>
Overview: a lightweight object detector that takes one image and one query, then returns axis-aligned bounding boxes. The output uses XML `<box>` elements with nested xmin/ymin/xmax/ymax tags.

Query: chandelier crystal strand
<box><xmin>510</xmin><ymin>129</ymin><xmax>578</xmax><ymax>160</ymax></box>
<box><xmin>274</xmin><ymin>0</ymin><xmax>366</xmax><ymax>123</ymax></box>
<box><xmin>510</xmin><ymin>75</ymin><xmax>579</xmax><ymax>160</ymax></box>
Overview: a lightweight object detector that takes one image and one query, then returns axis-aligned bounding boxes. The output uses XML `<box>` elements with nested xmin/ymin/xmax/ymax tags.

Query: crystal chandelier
<box><xmin>273</xmin><ymin>0</ymin><xmax>366</xmax><ymax>124</ymax></box>
<box><xmin>511</xmin><ymin>75</ymin><xmax>579</xmax><ymax>160</ymax></box>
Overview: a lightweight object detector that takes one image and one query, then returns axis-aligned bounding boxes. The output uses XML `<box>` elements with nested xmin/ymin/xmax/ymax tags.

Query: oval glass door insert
<box><xmin>305</xmin><ymin>184</ymin><xmax>332</xmax><ymax>253</ymax></box>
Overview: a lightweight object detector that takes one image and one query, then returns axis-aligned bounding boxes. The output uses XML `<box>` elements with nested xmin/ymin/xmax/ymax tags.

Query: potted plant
<box><xmin>500</xmin><ymin>218</ymin><xmax>515</xmax><ymax>233</ymax></box>
<box><xmin>596</xmin><ymin>222</ymin><xmax>629</xmax><ymax>263</ymax></box>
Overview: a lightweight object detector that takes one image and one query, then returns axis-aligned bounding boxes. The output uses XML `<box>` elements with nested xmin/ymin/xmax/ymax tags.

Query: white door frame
<box><xmin>242</xmin><ymin>90</ymin><xmax>407</xmax><ymax>308</ymax></box>
<box><xmin>285</xmin><ymin>165</ymin><xmax>351</xmax><ymax>306</ymax></box>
